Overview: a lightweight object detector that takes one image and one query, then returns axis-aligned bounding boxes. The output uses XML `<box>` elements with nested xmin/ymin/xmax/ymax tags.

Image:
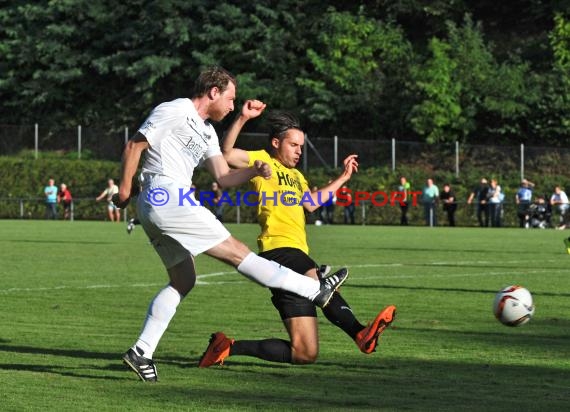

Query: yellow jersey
<box><xmin>248</xmin><ymin>150</ymin><xmax>310</xmax><ymax>254</ymax></box>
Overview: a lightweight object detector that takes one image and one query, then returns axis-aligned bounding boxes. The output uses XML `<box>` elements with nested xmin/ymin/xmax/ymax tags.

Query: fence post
<box><xmin>34</xmin><ymin>123</ymin><xmax>39</xmax><ymax>159</ymax></box>
<box><xmin>71</xmin><ymin>201</ymin><xmax>74</xmax><ymax>222</ymax></box>
<box><xmin>77</xmin><ymin>125</ymin><xmax>82</xmax><ymax>159</ymax></box>
<box><xmin>361</xmin><ymin>202</ymin><xmax>366</xmax><ymax>225</ymax></box>
<box><xmin>520</xmin><ymin>143</ymin><xmax>524</xmax><ymax>181</ymax></box>
<box><xmin>20</xmin><ymin>199</ymin><xmax>24</xmax><ymax>218</ymax></box>
<box><xmin>334</xmin><ymin>135</ymin><xmax>338</xmax><ymax>169</ymax></box>
<box><xmin>124</xmin><ymin>127</ymin><xmax>129</xmax><ymax>145</ymax></box>
<box><xmin>236</xmin><ymin>204</ymin><xmax>241</xmax><ymax>224</ymax></box>
<box><xmin>305</xmin><ymin>134</ymin><xmax>329</xmax><ymax>169</ymax></box>
<box><xmin>455</xmin><ymin>141</ymin><xmax>459</xmax><ymax>177</ymax></box>
<box><xmin>392</xmin><ymin>138</ymin><xmax>396</xmax><ymax>172</ymax></box>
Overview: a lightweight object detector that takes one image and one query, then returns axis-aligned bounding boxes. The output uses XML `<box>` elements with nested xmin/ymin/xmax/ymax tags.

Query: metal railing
<box><xmin>1</xmin><ymin>124</ymin><xmax>569</xmax><ymax>179</ymax></box>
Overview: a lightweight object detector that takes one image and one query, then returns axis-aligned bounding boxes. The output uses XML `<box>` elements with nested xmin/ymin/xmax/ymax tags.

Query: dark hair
<box><xmin>191</xmin><ymin>66</ymin><xmax>237</xmax><ymax>98</ymax></box>
<box><xmin>266</xmin><ymin>111</ymin><xmax>302</xmax><ymax>142</ymax></box>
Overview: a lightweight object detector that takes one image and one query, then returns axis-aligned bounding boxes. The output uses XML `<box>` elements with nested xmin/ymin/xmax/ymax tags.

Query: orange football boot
<box><xmin>198</xmin><ymin>332</ymin><xmax>234</xmax><ymax>368</ymax></box>
<box><xmin>355</xmin><ymin>305</ymin><xmax>396</xmax><ymax>354</ymax></box>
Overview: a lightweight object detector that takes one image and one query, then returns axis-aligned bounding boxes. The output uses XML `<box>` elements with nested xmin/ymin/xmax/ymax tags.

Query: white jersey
<box><xmin>138</xmin><ymin>98</ymin><xmax>221</xmax><ymax>187</ymax></box>
<box><xmin>104</xmin><ymin>184</ymin><xmax>119</xmax><ymax>202</ymax></box>
<box><xmin>551</xmin><ymin>191</ymin><xmax>569</xmax><ymax>204</ymax></box>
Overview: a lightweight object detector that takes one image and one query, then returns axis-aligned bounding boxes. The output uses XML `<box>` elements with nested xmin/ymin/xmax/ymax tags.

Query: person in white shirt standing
<box><xmin>116</xmin><ymin>66</ymin><xmax>348</xmax><ymax>382</ymax></box>
<box><xmin>550</xmin><ymin>185</ymin><xmax>569</xmax><ymax>229</ymax></box>
<box><xmin>96</xmin><ymin>178</ymin><xmax>120</xmax><ymax>222</ymax></box>
<box><xmin>487</xmin><ymin>178</ymin><xmax>503</xmax><ymax>227</ymax></box>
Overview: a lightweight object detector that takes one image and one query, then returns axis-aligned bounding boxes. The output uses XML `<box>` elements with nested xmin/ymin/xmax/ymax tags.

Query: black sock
<box><xmin>230</xmin><ymin>339</ymin><xmax>292</xmax><ymax>363</ymax></box>
<box><xmin>322</xmin><ymin>292</ymin><xmax>365</xmax><ymax>340</ymax></box>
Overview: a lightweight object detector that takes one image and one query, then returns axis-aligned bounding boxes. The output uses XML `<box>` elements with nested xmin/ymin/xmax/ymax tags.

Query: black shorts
<box><xmin>259</xmin><ymin>247</ymin><xmax>318</xmax><ymax>320</ymax></box>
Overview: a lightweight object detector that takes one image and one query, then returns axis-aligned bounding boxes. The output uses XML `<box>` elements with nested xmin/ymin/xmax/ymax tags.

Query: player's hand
<box><xmin>342</xmin><ymin>154</ymin><xmax>359</xmax><ymax>178</ymax></box>
<box><xmin>253</xmin><ymin>160</ymin><xmax>272</xmax><ymax>179</ymax></box>
<box><xmin>241</xmin><ymin>100</ymin><xmax>266</xmax><ymax>120</ymax></box>
<box><xmin>112</xmin><ymin>193</ymin><xmax>130</xmax><ymax>209</ymax></box>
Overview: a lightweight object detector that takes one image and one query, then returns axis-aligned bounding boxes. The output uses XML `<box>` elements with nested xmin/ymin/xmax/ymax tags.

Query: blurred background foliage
<box><xmin>1</xmin><ymin>0</ymin><xmax>569</xmax><ymax>146</ymax></box>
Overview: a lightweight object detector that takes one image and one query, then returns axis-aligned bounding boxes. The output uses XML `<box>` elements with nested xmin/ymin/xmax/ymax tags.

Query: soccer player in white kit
<box><xmin>117</xmin><ymin>67</ymin><xmax>348</xmax><ymax>382</ymax></box>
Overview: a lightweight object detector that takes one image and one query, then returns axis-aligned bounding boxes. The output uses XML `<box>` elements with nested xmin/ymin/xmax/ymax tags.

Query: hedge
<box><xmin>1</xmin><ymin>153</ymin><xmax>567</xmax><ymax>226</ymax></box>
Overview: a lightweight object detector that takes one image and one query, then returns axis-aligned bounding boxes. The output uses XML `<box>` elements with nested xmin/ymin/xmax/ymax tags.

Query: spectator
<box><xmin>341</xmin><ymin>185</ymin><xmax>355</xmax><ymax>224</ymax></box>
<box><xmin>320</xmin><ymin>180</ymin><xmax>335</xmax><ymax>224</ymax></box>
<box><xmin>397</xmin><ymin>176</ymin><xmax>411</xmax><ymax>225</ymax></box>
<box><xmin>210</xmin><ymin>181</ymin><xmax>224</xmax><ymax>221</ymax></box>
<box><xmin>439</xmin><ymin>183</ymin><xmax>457</xmax><ymax>227</ymax></box>
<box><xmin>44</xmin><ymin>178</ymin><xmax>58</xmax><ymax>220</ymax></box>
<box><xmin>529</xmin><ymin>195</ymin><xmax>551</xmax><ymax>228</ymax></box>
<box><xmin>96</xmin><ymin>178</ymin><xmax>120</xmax><ymax>222</ymax></box>
<box><xmin>58</xmin><ymin>183</ymin><xmax>73</xmax><ymax>220</ymax></box>
<box><xmin>515</xmin><ymin>179</ymin><xmax>534</xmax><ymax>228</ymax></box>
<box><xmin>550</xmin><ymin>186</ymin><xmax>569</xmax><ymax>229</ymax></box>
<box><xmin>467</xmin><ymin>178</ymin><xmax>489</xmax><ymax>227</ymax></box>
<box><xmin>487</xmin><ymin>178</ymin><xmax>503</xmax><ymax>227</ymax></box>
<box><xmin>422</xmin><ymin>178</ymin><xmax>439</xmax><ymax>226</ymax></box>
<box><xmin>309</xmin><ymin>185</ymin><xmax>322</xmax><ymax>224</ymax></box>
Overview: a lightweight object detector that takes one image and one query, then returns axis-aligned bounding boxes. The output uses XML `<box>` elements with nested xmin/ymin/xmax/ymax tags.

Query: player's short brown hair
<box><xmin>191</xmin><ymin>66</ymin><xmax>237</xmax><ymax>98</ymax></box>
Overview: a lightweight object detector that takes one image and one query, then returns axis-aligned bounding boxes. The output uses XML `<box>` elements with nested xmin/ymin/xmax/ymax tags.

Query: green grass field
<box><xmin>1</xmin><ymin>220</ymin><xmax>569</xmax><ymax>411</ymax></box>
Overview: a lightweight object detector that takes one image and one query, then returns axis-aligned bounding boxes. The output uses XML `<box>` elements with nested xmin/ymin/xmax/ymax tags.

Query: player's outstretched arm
<box><xmin>205</xmin><ymin>155</ymin><xmax>271</xmax><ymax>189</ymax></box>
<box><xmin>221</xmin><ymin>99</ymin><xmax>266</xmax><ymax>168</ymax></box>
<box><xmin>303</xmin><ymin>154</ymin><xmax>359</xmax><ymax>213</ymax></box>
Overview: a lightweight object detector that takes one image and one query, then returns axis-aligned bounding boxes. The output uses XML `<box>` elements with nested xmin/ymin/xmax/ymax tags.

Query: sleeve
<box><xmin>300</xmin><ymin>173</ymin><xmax>309</xmax><ymax>193</ymax></box>
<box><xmin>202</xmin><ymin>125</ymin><xmax>222</xmax><ymax>160</ymax></box>
<box><xmin>247</xmin><ymin>150</ymin><xmax>269</xmax><ymax>167</ymax></box>
<box><xmin>138</xmin><ymin>101</ymin><xmax>185</xmax><ymax>146</ymax></box>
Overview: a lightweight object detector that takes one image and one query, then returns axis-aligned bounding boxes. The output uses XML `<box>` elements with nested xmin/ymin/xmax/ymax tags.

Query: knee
<box><xmin>168</xmin><ymin>260</ymin><xmax>197</xmax><ymax>297</ymax></box>
<box><xmin>292</xmin><ymin>353</ymin><xmax>318</xmax><ymax>365</ymax></box>
<box><xmin>291</xmin><ymin>347</ymin><xmax>318</xmax><ymax>364</ymax></box>
<box><xmin>217</xmin><ymin>237</ymin><xmax>251</xmax><ymax>267</ymax></box>
<box><xmin>172</xmin><ymin>277</ymin><xmax>195</xmax><ymax>297</ymax></box>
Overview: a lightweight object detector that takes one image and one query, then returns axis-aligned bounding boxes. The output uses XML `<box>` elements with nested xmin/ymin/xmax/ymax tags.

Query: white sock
<box><xmin>132</xmin><ymin>285</ymin><xmax>181</xmax><ymax>359</ymax></box>
<box><xmin>237</xmin><ymin>252</ymin><xmax>320</xmax><ymax>300</ymax></box>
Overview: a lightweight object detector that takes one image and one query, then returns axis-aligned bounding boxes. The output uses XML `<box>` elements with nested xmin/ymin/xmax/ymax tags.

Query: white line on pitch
<box><xmin>0</xmin><ymin>271</ymin><xmax>240</xmax><ymax>293</ymax></box>
<box><xmin>0</xmin><ymin>264</ymin><xmax>564</xmax><ymax>294</ymax></box>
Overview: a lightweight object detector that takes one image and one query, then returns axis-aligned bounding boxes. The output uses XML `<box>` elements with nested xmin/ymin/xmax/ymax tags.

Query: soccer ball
<box><xmin>314</xmin><ymin>220</ymin><xmax>323</xmax><ymax>226</ymax></box>
<box><xmin>493</xmin><ymin>285</ymin><xmax>535</xmax><ymax>327</ymax></box>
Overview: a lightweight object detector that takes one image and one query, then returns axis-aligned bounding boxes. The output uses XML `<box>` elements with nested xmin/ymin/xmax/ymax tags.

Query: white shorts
<box><xmin>137</xmin><ymin>175</ymin><xmax>231</xmax><ymax>268</ymax></box>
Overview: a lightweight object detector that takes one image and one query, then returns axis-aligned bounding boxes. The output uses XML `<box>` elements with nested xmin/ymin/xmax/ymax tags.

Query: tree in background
<box><xmin>0</xmin><ymin>0</ymin><xmax>200</xmax><ymax>130</ymax></box>
<box><xmin>0</xmin><ymin>1</ymin><xmax>569</xmax><ymax>145</ymax></box>
<box><xmin>524</xmin><ymin>13</ymin><xmax>570</xmax><ymax>146</ymax></box>
<box><xmin>296</xmin><ymin>7</ymin><xmax>414</xmax><ymax>138</ymax></box>
<box><xmin>409</xmin><ymin>15</ymin><xmax>532</xmax><ymax>144</ymax></box>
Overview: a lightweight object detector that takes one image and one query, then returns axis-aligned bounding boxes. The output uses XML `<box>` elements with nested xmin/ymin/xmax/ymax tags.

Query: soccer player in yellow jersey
<box><xmin>198</xmin><ymin>100</ymin><xmax>396</xmax><ymax>367</ymax></box>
